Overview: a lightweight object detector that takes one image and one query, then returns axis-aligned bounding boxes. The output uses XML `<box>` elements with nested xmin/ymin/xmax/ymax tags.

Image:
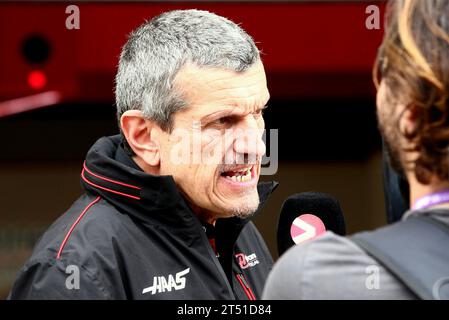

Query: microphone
<box><xmin>277</xmin><ymin>192</ymin><xmax>346</xmax><ymax>256</ymax></box>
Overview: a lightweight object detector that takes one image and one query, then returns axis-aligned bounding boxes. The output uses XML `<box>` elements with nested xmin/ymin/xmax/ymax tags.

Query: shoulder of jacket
<box><xmin>277</xmin><ymin>232</ymin><xmax>377</xmax><ymax>274</ymax></box>
<box><xmin>29</xmin><ymin>195</ymin><xmax>135</xmax><ymax>264</ymax></box>
<box><xmin>263</xmin><ymin>232</ymin><xmax>416</xmax><ymax>299</ymax></box>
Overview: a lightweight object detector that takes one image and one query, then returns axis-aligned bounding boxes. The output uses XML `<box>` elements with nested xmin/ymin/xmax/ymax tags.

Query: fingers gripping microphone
<box><xmin>277</xmin><ymin>192</ymin><xmax>346</xmax><ymax>256</ymax></box>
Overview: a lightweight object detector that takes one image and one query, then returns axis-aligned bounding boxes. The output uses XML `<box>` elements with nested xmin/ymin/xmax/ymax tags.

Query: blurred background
<box><xmin>0</xmin><ymin>0</ymin><xmax>386</xmax><ymax>298</ymax></box>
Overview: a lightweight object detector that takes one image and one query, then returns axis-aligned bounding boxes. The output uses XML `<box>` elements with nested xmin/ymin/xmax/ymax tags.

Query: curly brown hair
<box><xmin>375</xmin><ymin>0</ymin><xmax>449</xmax><ymax>184</ymax></box>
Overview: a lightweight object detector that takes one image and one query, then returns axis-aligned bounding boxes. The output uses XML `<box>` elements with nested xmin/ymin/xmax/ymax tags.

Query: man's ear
<box><xmin>120</xmin><ymin>110</ymin><xmax>161</xmax><ymax>167</ymax></box>
<box><xmin>399</xmin><ymin>104</ymin><xmax>420</xmax><ymax>138</ymax></box>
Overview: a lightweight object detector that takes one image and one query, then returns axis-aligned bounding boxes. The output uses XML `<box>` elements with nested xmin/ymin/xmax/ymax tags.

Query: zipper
<box><xmin>235</xmin><ymin>273</ymin><xmax>256</xmax><ymax>300</ymax></box>
<box><xmin>197</xmin><ymin>224</ymin><xmax>236</xmax><ymax>299</ymax></box>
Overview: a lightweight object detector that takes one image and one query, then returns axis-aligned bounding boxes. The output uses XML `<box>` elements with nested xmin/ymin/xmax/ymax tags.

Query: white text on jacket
<box><xmin>142</xmin><ymin>268</ymin><xmax>190</xmax><ymax>295</ymax></box>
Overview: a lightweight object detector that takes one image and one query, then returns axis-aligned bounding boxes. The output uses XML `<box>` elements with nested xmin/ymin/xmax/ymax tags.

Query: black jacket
<box><xmin>9</xmin><ymin>135</ymin><xmax>278</xmax><ymax>300</ymax></box>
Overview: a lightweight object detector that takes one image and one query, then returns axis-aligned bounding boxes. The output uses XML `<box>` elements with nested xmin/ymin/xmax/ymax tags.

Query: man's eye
<box><xmin>211</xmin><ymin>116</ymin><xmax>233</xmax><ymax>126</ymax></box>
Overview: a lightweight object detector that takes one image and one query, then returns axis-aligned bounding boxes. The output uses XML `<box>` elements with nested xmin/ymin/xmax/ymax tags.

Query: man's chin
<box><xmin>219</xmin><ymin>196</ymin><xmax>260</xmax><ymax>219</ymax></box>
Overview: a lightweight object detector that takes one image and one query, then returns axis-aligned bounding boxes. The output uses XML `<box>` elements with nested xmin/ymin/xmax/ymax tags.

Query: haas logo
<box><xmin>142</xmin><ymin>268</ymin><xmax>190</xmax><ymax>295</ymax></box>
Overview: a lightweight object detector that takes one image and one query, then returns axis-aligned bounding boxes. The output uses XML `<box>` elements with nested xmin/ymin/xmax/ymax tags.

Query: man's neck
<box><xmin>408</xmin><ymin>173</ymin><xmax>449</xmax><ymax>209</ymax></box>
<box><xmin>131</xmin><ymin>155</ymin><xmax>219</xmax><ymax>225</ymax></box>
<box><xmin>184</xmin><ymin>200</ymin><xmax>217</xmax><ymax>226</ymax></box>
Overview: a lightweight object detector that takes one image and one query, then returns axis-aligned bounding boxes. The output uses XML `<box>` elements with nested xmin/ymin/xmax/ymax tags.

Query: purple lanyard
<box><xmin>413</xmin><ymin>189</ymin><xmax>449</xmax><ymax>210</ymax></box>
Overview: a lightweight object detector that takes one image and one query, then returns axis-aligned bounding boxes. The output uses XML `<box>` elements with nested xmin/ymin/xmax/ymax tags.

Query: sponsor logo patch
<box><xmin>235</xmin><ymin>252</ymin><xmax>259</xmax><ymax>269</ymax></box>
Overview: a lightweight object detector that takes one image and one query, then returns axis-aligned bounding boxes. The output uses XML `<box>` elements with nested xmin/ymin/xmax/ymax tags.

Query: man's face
<box><xmin>157</xmin><ymin>60</ymin><xmax>270</xmax><ymax>221</ymax></box>
<box><xmin>377</xmin><ymin>80</ymin><xmax>407</xmax><ymax>177</ymax></box>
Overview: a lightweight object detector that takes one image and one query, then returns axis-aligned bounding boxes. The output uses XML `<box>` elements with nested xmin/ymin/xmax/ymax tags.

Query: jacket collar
<box><xmin>81</xmin><ymin>135</ymin><xmax>278</xmax><ymax>235</ymax></box>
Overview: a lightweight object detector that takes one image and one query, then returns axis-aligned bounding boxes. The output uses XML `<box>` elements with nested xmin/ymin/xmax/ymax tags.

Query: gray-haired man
<box><xmin>9</xmin><ymin>10</ymin><xmax>277</xmax><ymax>300</ymax></box>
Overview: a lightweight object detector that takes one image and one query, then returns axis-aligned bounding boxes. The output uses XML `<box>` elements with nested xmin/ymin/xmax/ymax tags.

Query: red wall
<box><xmin>0</xmin><ymin>2</ymin><xmax>385</xmax><ymax>103</ymax></box>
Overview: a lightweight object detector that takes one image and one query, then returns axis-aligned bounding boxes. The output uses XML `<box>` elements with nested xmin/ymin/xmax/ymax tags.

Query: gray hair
<box><xmin>115</xmin><ymin>9</ymin><xmax>260</xmax><ymax>138</ymax></box>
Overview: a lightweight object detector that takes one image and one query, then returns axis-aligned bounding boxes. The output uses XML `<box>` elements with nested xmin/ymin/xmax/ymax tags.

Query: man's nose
<box><xmin>233</xmin><ymin>116</ymin><xmax>266</xmax><ymax>160</ymax></box>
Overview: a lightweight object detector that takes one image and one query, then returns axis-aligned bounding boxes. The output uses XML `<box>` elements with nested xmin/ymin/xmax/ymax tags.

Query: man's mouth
<box><xmin>220</xmin><ymin>165</ymin><xmax>255</xmax><ymax>183</ymax></box>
